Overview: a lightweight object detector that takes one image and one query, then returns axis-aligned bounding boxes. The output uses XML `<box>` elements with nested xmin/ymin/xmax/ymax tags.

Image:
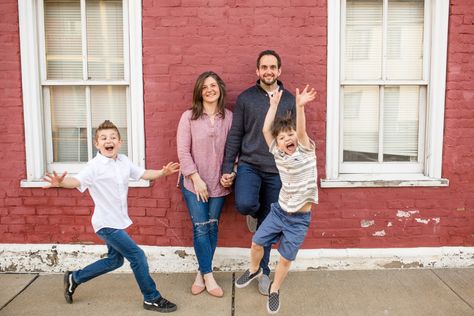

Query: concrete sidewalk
<box><xmin>1</xmin><ymin>269</ymin><xmax>474</xmax><ymax>315</ymax></box>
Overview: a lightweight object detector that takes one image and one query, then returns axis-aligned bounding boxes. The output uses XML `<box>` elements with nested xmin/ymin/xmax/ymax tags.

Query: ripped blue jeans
<box><xmin>181</xmin><ymin>182</ymin><xmax>225</xmax><ymax>274</ymax></box>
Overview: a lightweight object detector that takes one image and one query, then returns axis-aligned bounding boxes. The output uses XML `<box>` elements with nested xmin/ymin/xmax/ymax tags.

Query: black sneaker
<box><xmin>143</xmin><ymin>296</ymin><xmax>177</xmax><ymax>313</ymax></box>
<box><xmin>267</xmin><ymin>283</ymin><xmax>280</xmax><ymax>314</ymax></box>
<box><xmin>63</xmin><ymin>271</ymin><xmax>78</xmax><ymax>304</ymax></box>
<box><xmin>235</xmin><ymin>268</ymin><xmax>263</xmax><ymax>288</ymax></box>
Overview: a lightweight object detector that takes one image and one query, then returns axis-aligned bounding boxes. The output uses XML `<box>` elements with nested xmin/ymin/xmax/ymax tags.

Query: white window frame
<box><xmin>18</xmin><ymin>0</ymin><xmax>148</xmax><ymax>187</ymax></box>
<box><xmin>322</xmin><ymin>0</ymin><xmax>450</xmax><ymax>188</ymax></box>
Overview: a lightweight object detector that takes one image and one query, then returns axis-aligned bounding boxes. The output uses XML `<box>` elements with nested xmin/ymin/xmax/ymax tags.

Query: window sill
<box><xmin>320</xmin><ymin>174</ymin><xmax>449</xmax><ymax>188</ymax></box>
<box><xmin>20</xmin><ymin>179</ymin><xmax>151</xmax><ymax>188</ymax></box>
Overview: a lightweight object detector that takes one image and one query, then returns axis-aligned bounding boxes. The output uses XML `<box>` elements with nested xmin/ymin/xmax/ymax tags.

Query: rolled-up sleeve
<box><xmin>177</xmin><ymin>111</ymin><xmax>198</xmax><ymax>177</ymax></box>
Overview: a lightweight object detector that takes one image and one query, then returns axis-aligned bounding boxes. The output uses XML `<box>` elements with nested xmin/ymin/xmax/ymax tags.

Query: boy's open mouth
<box><xmin>286</xmin><ymin>142</ymin><xmax>295</xmax><ymax>151</ymax></box>
<box><xmin>105</xmin><ymin>145</ymin><xmax>114</xmax><ymax>152</ymax></box>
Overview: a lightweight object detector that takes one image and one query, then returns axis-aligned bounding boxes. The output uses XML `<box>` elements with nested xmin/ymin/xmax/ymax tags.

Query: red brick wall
<box><xmin>1</xmin><ymin>0</ymin><xmax>473</xmax><ymax>249</ymax></box>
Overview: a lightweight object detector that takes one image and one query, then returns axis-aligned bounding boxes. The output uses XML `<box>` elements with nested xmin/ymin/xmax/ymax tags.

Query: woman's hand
<box><xmin>220</xmin><ymin>172</ymin><xmax>235</xmax><ymax>188</ymax></box>
<box><xmin>190</xmin><ymin>173</ymin><xmax>209</xmax><ymax>202</ymax></box>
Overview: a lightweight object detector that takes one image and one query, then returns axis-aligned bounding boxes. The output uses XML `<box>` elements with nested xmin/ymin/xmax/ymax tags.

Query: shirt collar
<box><xmin>255</xmin><ymin>80</ymin><xmax>284</xmax><ymax>95</ymax></box>
<box><xmin>96</xmin><ymin>152</ymin><xmax>122</xmax><ymax>164</ymax></box>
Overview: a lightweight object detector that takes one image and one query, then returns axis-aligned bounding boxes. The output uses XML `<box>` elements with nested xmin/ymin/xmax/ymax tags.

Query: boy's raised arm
<box><xmin>141</xmin><ymin>162</ymin><xmax>180</xmax><ymax>181</ymax></box>
<box><xmin>262</xmin><ymin>89</ymin><xmax>283</xmax><ymax>148</ymax></box>
<box><xmin>43</xmin><ymin>171</ymin><xmax>80</xmax><ymax>189</ymax></box>
<box><xmin>295</xmin><ymin>85</ymin><xmax>317</xmax><ymax>148</ymax></box>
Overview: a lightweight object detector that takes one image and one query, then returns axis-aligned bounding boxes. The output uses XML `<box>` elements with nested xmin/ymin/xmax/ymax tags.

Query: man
<box><xmin>220</xmin><ymin>50</ymin><xmax>295</xmax><ymax>295</ymax></box>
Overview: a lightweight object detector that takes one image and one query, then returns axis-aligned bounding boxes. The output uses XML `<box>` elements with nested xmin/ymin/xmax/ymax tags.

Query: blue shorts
<box><xmin>252</xmin><ymin>203</ymin><xmax>311</xmax><ymax>261</ymax></box>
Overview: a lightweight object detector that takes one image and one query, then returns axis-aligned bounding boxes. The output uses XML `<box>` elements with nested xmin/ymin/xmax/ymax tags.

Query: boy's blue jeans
<box><xmin>234</xmin><ymin>163</ymin><xmax>282</xmax><ymax>276</ymax></box>
<box><xmin>72</xmin><ymin>228</ymin><xmax>160</xmax><ymax>302</ymax></box>
<box><xmin>181</xmin><ymin>181</ymin><xmax>225</xmax><ymax>274</ymax></box>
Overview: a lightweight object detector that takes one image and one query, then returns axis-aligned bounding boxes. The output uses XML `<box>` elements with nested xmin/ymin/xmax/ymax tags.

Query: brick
<box><xmin>132</xmin><ymin>199</ymin><xmax>156</xmax><ymax>208</ymax></box>
<box><xmin>1</xmin><ymin>216</ymin><xmax>25</xmax><ymax>225</ymax></box>
<box><xmin>139</xmin><ymin>226</ymin><xmax>166</xmax><ymax>236</ymax></box>
<box><xmin>36</xmin><ymin>207</ymin><xmax>63</xmax><ymax>215</ymax></box>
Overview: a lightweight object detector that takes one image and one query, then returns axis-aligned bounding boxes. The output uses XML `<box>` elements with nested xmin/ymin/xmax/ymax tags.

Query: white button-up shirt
<box><xmin>74</xmin><ymin>153</ymin><xmax>145</xmax><ymax>232</ymax></box>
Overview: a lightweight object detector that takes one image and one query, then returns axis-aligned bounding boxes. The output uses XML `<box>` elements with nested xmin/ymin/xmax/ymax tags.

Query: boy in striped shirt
<box><xmin>235</xmin><ymin>85</ymin><xmax>318</xmax><ymax>314</ymax></box>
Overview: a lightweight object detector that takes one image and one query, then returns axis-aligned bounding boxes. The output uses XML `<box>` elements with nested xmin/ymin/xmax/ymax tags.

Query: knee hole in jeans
<box><xmin>194</xmin><ymin>219</ymin><xmax>218</xmax><ymax>236</ymax></box>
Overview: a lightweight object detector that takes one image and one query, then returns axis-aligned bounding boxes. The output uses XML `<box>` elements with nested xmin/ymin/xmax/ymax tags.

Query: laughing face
<box><xmin>256</xmin><ymin>55</ymin><xmax>281</xmax><ymax>88</ymax></box>
<box><xmin>95</xmin><ymin>128</ymin><xmax>122</xmax><ymax>159</ymax></box>
<box><xmin>276</xmin><ymin>128</ymin><xmax>298</xmax><ymax>156</ymax></box>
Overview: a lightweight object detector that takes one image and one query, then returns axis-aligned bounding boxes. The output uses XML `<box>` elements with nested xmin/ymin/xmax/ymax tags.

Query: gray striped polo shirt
<box><xmin>270</xmin><ymin>139</ymin><xmax>318</xmax><ymax>213</ymax></box>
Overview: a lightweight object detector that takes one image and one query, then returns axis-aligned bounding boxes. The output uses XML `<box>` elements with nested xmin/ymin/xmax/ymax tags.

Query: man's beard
<box><xmin>261</xmin><ymin>76</ymin><xmax>277</xmax><ymax>86</ymax></box>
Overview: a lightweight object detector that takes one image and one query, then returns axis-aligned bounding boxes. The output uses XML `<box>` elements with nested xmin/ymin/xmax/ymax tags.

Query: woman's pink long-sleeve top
<box><xmin>177</xmin><ymin>109</ymin><xmax>233</xmax><ymax>197</ymax></box>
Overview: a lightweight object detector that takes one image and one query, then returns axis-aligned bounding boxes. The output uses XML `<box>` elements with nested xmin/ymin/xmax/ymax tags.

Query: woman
<box><xmin>177</xmin><ymin>71</ymin><xmax>233</xmax><ymax>297</ymax></box>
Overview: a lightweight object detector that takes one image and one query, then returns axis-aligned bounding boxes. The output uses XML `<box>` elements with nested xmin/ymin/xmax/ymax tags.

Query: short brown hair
<box><xmin>257</xmin><ymin>50</ymin><xmax>282</xmax><ymax>69</ymax></box>
<box><xmin>271</xmin><ymin>111</ymin><xmax>295</xmax><ymax>138</ymax></box>
<box><xmin>95</xmin><ymin>120</ymin><xmax>121</xmax><ymax>141</ymax></box>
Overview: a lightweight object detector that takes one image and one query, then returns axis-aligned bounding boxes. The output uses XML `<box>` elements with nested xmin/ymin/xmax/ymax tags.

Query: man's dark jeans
<box><xmin>234</xmin><ymin>163</ymin><xmax>282</xmax><ymax>276</ymax></box>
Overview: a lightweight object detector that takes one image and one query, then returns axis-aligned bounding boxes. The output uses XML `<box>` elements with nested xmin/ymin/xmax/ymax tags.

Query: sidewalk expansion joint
<box><xmin>430</xmin><ymin>269</ymin><xmax>474</xmax><ymax>311</ymax></box>
<box><xmin>0</xmin><ymin>273</ymin><xmax>40</xmax><ymax>311</ymax></box>
<box><xmin>231</xmin><ymin>272</ymin><xmax>236</xmax><ymax>316</ymax></box>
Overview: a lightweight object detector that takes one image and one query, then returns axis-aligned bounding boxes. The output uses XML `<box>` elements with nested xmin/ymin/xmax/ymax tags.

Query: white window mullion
<box><xmin>339</xmin><ymin>87</ymin><xmax>344</xmax><ymax>167</ymax></box>
<box><xmin>80</xmin><ymin>0</ymin><xmax>88</xmax><ymax>81</ymax></box>
<box><xmin>43</xmin><ymin>87</ymin><xmax>53</xmax><ymax>167</ymax></box>
<box><xmin>85</xmin><ymin>86</ymin><xmax>92</xmax><ymax>161</ymax></box>
<box><xmin>382</xmin><ymin>0</ymin><xmax>388</xmax><ymax>80</ymax></box>
<box><xmin>42</xmin><ymin>80</ymin><xmax>129</xmax><ymax>86</ymax></box>
<box><xmin>378</xmin><ymin>86</ymin><xmax>384</xmax><ymax>163</ymax></box>
<box><xmin>418</xmin><ymin>86</ymin><xmax>427</xmax><ymax>165</ymax></box>
<box><xmin>380</xmin><ymin>0</ymin><xmax>387</xmax><ymax>164</ymax></box>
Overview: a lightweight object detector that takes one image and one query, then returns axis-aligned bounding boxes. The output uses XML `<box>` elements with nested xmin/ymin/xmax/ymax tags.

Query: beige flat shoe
<box><xmin>206</xmin><ymin>285</ymin><xmax>224</xmax><ymax>297</ymax></box>
<box><xmin>191</xmin><ymin>283</ymin><xmax>205</xmax><ymax>295</ymax></box>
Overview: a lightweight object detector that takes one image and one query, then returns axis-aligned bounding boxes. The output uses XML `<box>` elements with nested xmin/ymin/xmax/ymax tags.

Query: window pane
<box><xmin>383</xmin><ymin>86</ymin><xmax>420</xmax><ymax>162</ymax></box>
<box><xmin>44</xmin><ymin>0</ymin><xmax>83</xmax><ymax>80</ymax></box>
<box><xmin>343</xmin><ymin>86</ymin><xmax>379</xmax><ymax>162</ymax></box>
<box><xmin>344</xmin><ymin>0</ymin><xmax>383</xmax><ymax>80</ymax></box>
<box><xmin>50</xmin><ymin>86</ymin><xmax>87</xmax><ymax>162</ymax></box>
<box><xmin>386</xmin><ymin>0</ymin><xmax>424</xmax><ymax>80</ymax></box>
<box><xmin>87</xmin><ymin>0</ymin><xmax>124</xmax><ymax>80</ymax></box>
<box><xmin>90</xmin><ymin>86</ymin><xmax>128</xmax><ymax>156</ymax></box>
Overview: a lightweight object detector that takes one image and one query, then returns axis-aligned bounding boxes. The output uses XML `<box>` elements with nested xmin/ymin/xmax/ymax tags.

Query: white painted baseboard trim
<box><xmin>1</xmin><ymin>244</ymin><xmax>473</xmax><ymax>273</ymax></box>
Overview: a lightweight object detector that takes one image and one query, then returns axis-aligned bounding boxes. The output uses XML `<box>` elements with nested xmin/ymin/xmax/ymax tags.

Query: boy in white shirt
<box><xmin>44</xmin><ymin>120</ymin><xmax>179</xmax><ymax>313</ymax></box>
<box><xmin>235</xmin><ymin>86</ymin><xmax>318</xmax><ymax>314</ymax></box>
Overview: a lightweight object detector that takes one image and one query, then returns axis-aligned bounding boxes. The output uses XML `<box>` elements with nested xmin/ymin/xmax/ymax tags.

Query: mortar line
<box><xmin>430</xmin><ymin>269</ymin><xmax>474</xmax><ymax>310</ymax></box>
<box><xmin>0</xmin><ymin>273</ymin><xmax>39</xmax><ymax>311</ymax></box>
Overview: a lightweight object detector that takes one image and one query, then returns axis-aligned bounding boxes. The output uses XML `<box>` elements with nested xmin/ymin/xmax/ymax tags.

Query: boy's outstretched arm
<box><xmin>295</xmin><ymin>85</ymin><xmax>317</xmax><ymax>148</ymax></box>
<box><xmin>43</xmin><ymin>171</ymin><xmax>80</xmax><ymax>189</ymax></box>
<box><xmin>262</xmin><ymin>89</ymin><xmax>283</xmax><ymax>147</ymax></box>
<box><xmin>141</xmin><ymin>162</ymin><xmax>180</xmax><ymax>181</ymax></box>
